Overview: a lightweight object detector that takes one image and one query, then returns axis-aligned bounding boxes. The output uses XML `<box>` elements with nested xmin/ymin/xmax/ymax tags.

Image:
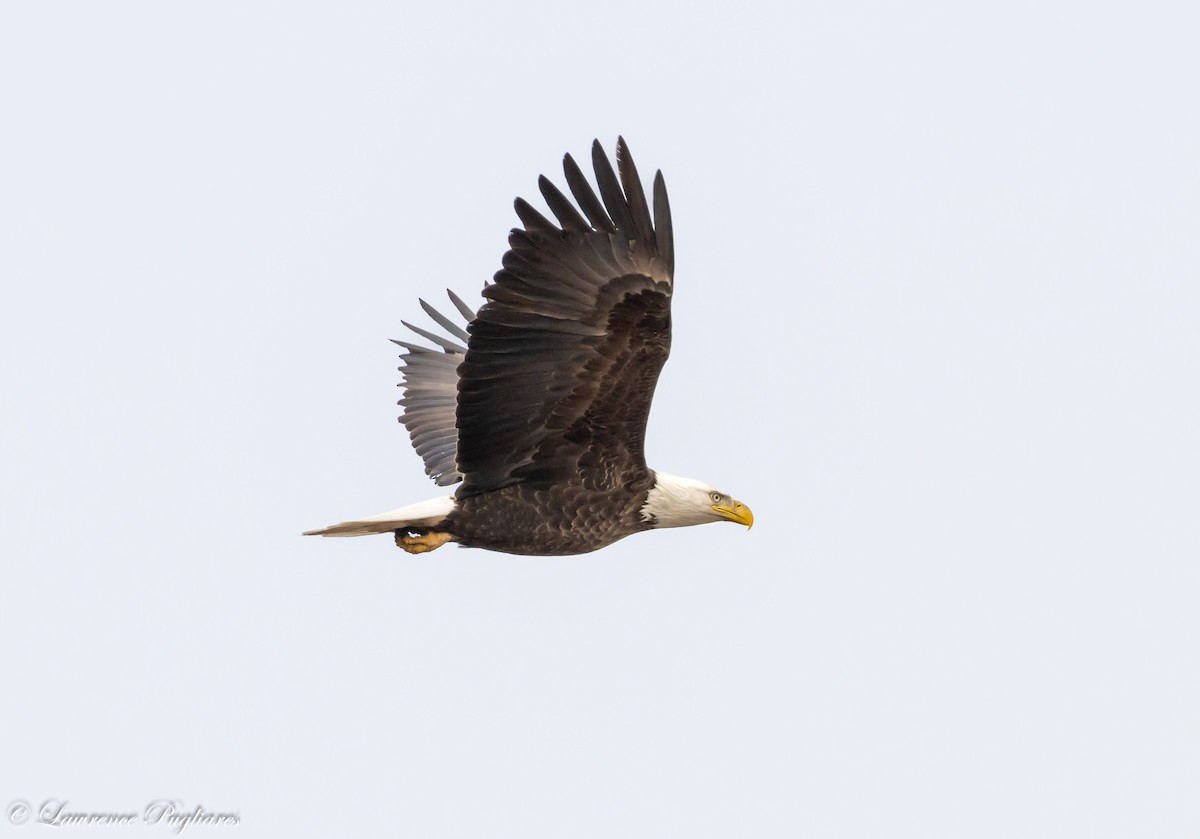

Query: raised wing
<box><xmin>393</xmin><ymin>290</ymin><xmax>476</xmax><ymax>486</ymax></box>
<box><xmin>455</xmin><ymin>137</ymin><xmax>675</xmax><ymax>496</ymax></box>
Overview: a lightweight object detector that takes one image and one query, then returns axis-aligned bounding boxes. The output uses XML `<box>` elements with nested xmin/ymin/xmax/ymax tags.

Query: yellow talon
<box><xmin>396</xmin><ymin>531</ymin><xmax>453</xmax><ymax>554</ymax></box>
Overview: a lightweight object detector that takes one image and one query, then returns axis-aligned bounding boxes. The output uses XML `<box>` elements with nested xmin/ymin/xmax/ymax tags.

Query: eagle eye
<box><xmin>710</xmin><ymin>492</ymin><xmax>721</xmax><ymax>502</ymax></box>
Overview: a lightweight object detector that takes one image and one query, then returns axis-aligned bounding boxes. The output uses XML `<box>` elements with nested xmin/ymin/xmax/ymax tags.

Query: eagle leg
<box><xmin>395</xmin><ymin>530</ymin><xmax>453</xmax><ymax>554</ymax></box>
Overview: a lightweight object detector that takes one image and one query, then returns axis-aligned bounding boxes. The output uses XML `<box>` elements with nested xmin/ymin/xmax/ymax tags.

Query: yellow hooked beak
<box><xmin>712</xmin><ymin>500</ymin><xmax>754</xmax><ymax>529</ymax></box>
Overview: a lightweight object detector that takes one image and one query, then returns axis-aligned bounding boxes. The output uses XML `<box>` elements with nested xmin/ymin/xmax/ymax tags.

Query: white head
<box><xmin>640</xmin><ymin>472</ymin><xmax>754</xmax><ymax>530</ymax></box>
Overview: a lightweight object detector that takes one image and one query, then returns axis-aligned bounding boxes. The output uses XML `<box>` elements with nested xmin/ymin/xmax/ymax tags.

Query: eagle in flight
<box><xmin>305</xmin><ymin>138</ymin><xmax>753</xmax><ymax>555</ymax></box>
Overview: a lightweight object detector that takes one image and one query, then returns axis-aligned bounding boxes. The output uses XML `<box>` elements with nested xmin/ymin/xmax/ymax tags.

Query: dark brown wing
<box><xmin>455</xmin><ymin>137</ymin><xmax>675</xmax><ymax>496</ymax></box>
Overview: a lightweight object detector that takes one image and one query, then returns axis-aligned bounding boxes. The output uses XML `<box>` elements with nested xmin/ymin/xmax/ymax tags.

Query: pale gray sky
<box><xmin>2</xmin><ymin>1</ymin><xmax>1197</xmax><ymax>837</ymax></box>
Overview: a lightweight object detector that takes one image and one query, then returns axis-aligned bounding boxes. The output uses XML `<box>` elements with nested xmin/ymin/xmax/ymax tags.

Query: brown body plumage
<box><xmin>442</xmin><ymin>476</ymin><xmax>657</xmax><ymax>556</ymax></box>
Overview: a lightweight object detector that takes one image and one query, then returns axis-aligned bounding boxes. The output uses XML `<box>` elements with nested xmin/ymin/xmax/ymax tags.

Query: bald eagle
<box><xmin>305</xmin><ymin>138</ymin><xmax>753</xmax><ymax>555</ymax></box>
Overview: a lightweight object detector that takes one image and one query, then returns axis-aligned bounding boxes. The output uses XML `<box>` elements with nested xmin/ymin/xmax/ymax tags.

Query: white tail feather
<box><xmin>303</xmin><ymin>495</ymin><xmax>456</xmax><ymax>537</ymax></box>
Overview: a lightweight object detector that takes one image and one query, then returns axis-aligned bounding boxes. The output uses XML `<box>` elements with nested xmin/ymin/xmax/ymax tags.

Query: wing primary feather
<box><xmin>563</xmin><ymin>153</ymin><xmax>615</xmax><ymax>232</ymax></box>
<box><xmin>419</xmin><ymin>298</ymin><xmax>471</xmax><ymax>342</ymax></box>
<box><xmin>538</xmin><ymin>175</ymin><xmax>590</xmax><ymax>232</ymax></box>
<box><xmin>401</xmin><ymin>320</ymin><xmax>468</xmax><ymax>354</ymax></box>
<box><xmin>591</xmin><ymin>139</ymin><xmax>635</xmax><ymax>236</ymax></box>
<box><xmin>390</xmin><ymin>338</ymin><xmax>437</xmax><ymax>353</ymax></box>
<box><xmin>615</xmin><ymin>136</ymin><xmax>656</xmax><ymax>250</ymax></box>
<box><xmin>514</xmin><ymin>197</ymin><xmax>559</xmax><ymax>234</ymax></box>
<box><xmin>447</xmin><ymin>289</ymin><xmax>477</xmax><ymax>321</ymax></box>
<box><xmin>653</xmin><ymin>170</ymin><xmax>674</xmax><ymax>277</ymax></box>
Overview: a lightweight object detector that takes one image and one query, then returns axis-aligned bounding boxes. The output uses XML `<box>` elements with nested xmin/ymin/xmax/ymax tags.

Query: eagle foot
<box><xmin>395</xmin><ymin>531</ymin><xmax>453</xmax><ymax>554</ymax></box>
